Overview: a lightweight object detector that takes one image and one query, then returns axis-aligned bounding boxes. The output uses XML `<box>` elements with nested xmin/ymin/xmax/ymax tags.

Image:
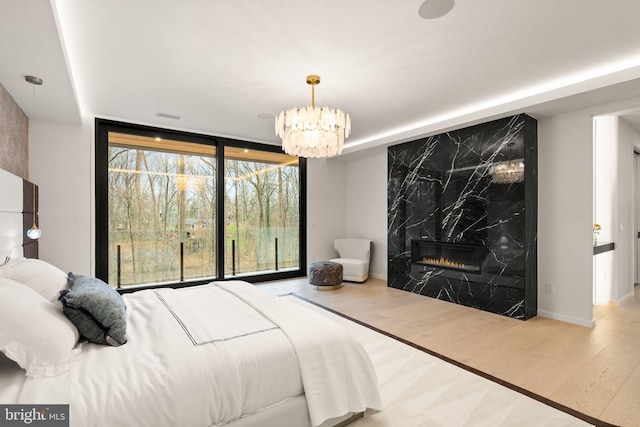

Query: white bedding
<box><xmin>219</xmin><ymin>281</ymin><xmax>382</xmax><ymax>426</ymax></box>
<box><xmin>0</xmin><ymin>281</ymin><xmax>381</xmax><ymax>427</ymax></box>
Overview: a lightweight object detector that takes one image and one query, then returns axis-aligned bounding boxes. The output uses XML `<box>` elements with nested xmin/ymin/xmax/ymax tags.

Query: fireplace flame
<box><xmin>421</xmin><ymin>256</ymin><xmax>465</xmax><ymax>269</ymax></box>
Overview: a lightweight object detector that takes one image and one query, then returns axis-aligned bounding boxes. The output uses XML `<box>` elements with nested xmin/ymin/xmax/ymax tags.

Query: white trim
<box><xmin>617</xmin><ymin>291</ymin><xmax>635</xmax><ymax>305</ymax></box>
<box><xmin>537</xmin><ymin>309</ymin><xmax>596</xmax><ymax>328</ymax></box>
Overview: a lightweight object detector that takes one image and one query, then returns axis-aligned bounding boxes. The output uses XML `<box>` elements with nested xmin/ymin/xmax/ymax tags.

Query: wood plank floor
<box><xmin>258</xmin><ymin>278</ymin><xmax>640</xmax><ymax>427</ymax></box>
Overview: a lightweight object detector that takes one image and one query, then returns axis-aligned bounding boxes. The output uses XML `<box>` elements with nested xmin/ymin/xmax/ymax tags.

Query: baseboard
<box><xmin>594</xmin><ymin>291</ymin><xmax>634</xmax><ymax>308</ymax></box>
<box><xmin>537</xmin><ymin>309</ymin><xmax>595</xmax><ymax>328</ymax></box>
<box><xmin>619</xmin><ymin>291</ymin><xmax>634</xmax><ymax>305</ymax></box>
<box><xmin>370</xmin><ymin>272</ymin><xmax>386</xmax><ymax>280</ymax></box>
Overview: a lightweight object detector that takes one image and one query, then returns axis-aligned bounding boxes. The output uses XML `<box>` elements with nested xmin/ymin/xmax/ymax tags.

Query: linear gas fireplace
<box><xmin>411</xmin><ymin>240</ymin><xmax>484</xmax><ymax>274</ymax></box>
<box><xmin>388</xmin><ymin>114</ymin><xmax>537</xmax><ymax>320</ymax></box>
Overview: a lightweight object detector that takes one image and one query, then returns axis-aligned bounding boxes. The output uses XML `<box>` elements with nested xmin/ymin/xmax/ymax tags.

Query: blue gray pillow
<box><xmin>59</xmin><ymin>273</ymin><xmax>127</xmax><ymax>346</ymax></box>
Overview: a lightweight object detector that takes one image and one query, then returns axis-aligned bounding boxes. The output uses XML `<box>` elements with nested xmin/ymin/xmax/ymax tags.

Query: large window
<box><xmin>96</xmin><ymin>119</ymin><xmax>306</xmax><ymax>289</ymax></box>
<box><xmin>224</xmin><ymin>147</ymin><xmax>301</xmax><ymax>277</ymax></box>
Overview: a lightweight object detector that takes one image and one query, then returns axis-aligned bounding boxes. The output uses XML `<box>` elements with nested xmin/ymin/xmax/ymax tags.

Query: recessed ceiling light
<box><xmin>155</xmin><ymin>137</ymin><xmax>161</xmax><ymax>141</ymax></box>
<box><xmin>418</xmin><ymin>0</ymin><xmax>455</xmax><ymax>19</ymax></box>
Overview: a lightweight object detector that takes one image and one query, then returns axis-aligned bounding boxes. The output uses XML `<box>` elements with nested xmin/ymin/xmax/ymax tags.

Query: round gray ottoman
<box><xmin>308</xmin><ymin>261</ymin><xmax>343</xmax><ymax>290</ymax></box>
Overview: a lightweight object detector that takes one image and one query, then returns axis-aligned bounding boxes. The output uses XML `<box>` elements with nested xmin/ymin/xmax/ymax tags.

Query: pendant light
<box><xmin>26</xmin><ymin>186</ymin><xmax>41</xmax><ymax>240</ymax></box>
<box><xmin>25</xmin><ymin>75</ymin><xmax>43</xmax><ymax>240</ymax></box>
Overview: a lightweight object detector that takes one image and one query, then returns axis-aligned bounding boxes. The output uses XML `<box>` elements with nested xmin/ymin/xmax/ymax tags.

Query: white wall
<box><xmin>28</xmin><ymin>118</ymin><xmax>93</xmax><ymax>276</ymax></box>
<box><xmin>537</xmin><ymin>110</ymin><xmax>595</xmax><ymax>326</ymax></box>
<box><xmin>344</xmin><ymin>147</ymin><xmax>388</xmax><ymax>279</ymax></box>
<box><xmin>306</xmin><ymin>157</ymin><xmax>347</xmax><ymax>264</ymax></box>
<box><xmin>593</xmin><ymin>116</ymin><xmax>618</xmax><ymax>304</ymax></box>
<box><xmin>306</xmin><ymin>148</ymin><xmax>390</xmax><ymax>280</ymax></box>
<box><xmin>617</xmin><ymin>117</ymin><xmax>639</xmax><ymax>302</ymax></box>
<box><xmin>592</xmin><ymin>115</ymin><xmax>638</xmax><ymax>305</ymax></box>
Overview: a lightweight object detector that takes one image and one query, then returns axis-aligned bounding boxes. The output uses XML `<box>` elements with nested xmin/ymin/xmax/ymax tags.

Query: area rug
<box><xmin>286</xmin><ymin>294</ymin><xmax>617</xmax><ymax>427</ymax></box>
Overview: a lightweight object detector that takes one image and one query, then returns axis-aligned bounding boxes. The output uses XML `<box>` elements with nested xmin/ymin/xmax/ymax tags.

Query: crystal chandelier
<box><xmin>275</xmin><ymin>75</ymin><xmax>351</xmax><ymax>158</ymax></box>
<box><xmin>489</xmin><ymin>142</ymin><xmax>525</xmax><ymax>184</ymax></box>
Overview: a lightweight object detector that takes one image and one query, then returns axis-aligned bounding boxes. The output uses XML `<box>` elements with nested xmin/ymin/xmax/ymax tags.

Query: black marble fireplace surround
<box><xmin>388</xmin><ymin>114</ymin><xmax>537</xmax><ymax>319</ymax></box>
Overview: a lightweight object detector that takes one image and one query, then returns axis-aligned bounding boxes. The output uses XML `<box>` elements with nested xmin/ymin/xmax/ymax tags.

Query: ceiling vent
<box><xmin>155</xmin><ymin>112</ymin><xmax>181</xmax><ymax>120</ymax></box>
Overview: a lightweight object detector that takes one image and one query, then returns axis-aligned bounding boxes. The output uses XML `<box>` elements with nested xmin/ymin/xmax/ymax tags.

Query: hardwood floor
<box><xmin>258</xmin><ymin>278</ymin><xmax>640</xmax><ymax>427</ymax></box>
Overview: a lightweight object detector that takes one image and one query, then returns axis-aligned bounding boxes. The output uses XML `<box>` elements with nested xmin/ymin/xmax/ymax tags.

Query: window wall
<box><xmin>224</xmin><ymin>147</ymin><xmax>301</xmax><ymax>277</ymax></box>
<box><xmin>95</xmin><ymin>119</ymin><xmax>306</xmax><ymax>289</ymax></box>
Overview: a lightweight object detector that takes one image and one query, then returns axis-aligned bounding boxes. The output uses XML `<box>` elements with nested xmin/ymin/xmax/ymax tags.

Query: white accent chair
<box><xmin>329</xmin><ymin>238</ymin><xmax>372</xmax><ymax>282</ymax></box>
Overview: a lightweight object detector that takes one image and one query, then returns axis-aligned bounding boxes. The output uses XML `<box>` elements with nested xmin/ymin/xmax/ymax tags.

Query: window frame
<box><xmin>95</xmin><ymin>118</ymin><xmax>307</xmax><ymax>291</ymax></box>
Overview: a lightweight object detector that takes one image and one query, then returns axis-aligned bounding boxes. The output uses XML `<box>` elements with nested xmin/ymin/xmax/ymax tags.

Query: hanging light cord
<box><xmin>32</xmin><ymin>190</ymin><xmax>37</xmax><ymax>226</ymax></box>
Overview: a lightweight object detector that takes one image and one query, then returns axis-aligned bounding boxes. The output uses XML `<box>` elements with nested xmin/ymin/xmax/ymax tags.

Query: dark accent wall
<box><xmin>388</xmin><ymin>114</ymin><xmax>537</xmax><ymax>319</ymax></box>
<box><xmin>22</xmin><ymin>180</ymin><xmax>39</xmax><ymax>258</ymax></box>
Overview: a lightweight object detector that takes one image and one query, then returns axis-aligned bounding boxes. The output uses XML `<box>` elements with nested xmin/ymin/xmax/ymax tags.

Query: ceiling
<box><xmin>2</xmin><ymin>0</ymin><xmax>640</xmax><ymax>155</ymax></box>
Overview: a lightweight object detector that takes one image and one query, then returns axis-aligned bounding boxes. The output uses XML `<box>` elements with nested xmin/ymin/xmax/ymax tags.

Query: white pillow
<box><xmin>0</xmin><ymin>278</ymin><xmax>80</xmax><ymax>378</ymax></box>
<box><xmin>0</xmin><ymin>258</ymin><xmax>67</xmax><ymax>302</ymax></box>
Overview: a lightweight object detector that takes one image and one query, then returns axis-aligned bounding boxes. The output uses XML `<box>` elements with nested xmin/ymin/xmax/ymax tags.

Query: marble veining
<box><xmin>388</xmin><ymin>114</ymin><xmax>537</xmax><ymax>319</ymax></box>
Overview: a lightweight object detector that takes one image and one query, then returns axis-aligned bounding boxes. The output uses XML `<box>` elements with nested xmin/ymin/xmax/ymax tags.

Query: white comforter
<box><xmin>220</xmin><ymin>281</ymin><xmax>382</xmax><ymax>426</ymax></box>
<box><xmin>5</xmin><ymin>281</ymin><xmax>381</xmax><ymax>427</ymax></box>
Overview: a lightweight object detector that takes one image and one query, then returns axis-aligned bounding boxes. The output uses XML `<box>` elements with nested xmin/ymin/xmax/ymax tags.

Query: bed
<box><xmin>0</xmin><ymin>167</ymin><xmax>382</xmax><ymax>427</ymax></box>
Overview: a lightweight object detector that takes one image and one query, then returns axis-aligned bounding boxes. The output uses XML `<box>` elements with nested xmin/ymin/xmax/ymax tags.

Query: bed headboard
<box><xmin>0</xmin><ymin>168</ymin><xmax>39</xmax><ymax>261</ymax></box>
